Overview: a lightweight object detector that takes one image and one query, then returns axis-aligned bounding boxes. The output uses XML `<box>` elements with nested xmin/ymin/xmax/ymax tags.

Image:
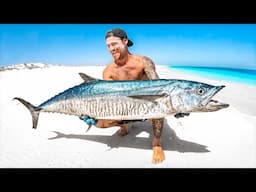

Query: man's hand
<box><xmin>79</xmin><ymin>115</ymin><xmax>98</xmax><ymax>125</ymax></box>
<box><xmin>79</xmin><ymin>115</ymin><xmax>98</xmax><ymax>132</ymax></box>
<box><xmin>174</xmin><ymin>113</ymin><xmax>190</xmax><ymax>118</ymax></box>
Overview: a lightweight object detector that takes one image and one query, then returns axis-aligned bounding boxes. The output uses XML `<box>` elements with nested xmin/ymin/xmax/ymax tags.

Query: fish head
<box><xmin>170</xmin><ymin>80</ymin><xmax>229</xmax><ymax>113</ymax></box>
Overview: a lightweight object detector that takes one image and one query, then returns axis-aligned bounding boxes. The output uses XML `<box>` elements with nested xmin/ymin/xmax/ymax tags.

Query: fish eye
<box><xmin>197</xmin><ymin>88</ymin><xmax>205</xmax><ymax>95</ymax></box>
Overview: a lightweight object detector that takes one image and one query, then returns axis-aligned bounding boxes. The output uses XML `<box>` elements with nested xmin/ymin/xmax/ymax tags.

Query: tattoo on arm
<box><xmin>143</xmin><ymin>57</ymin><xmax>164</xmax><ymax>131</ymax></box>
<box><xmin>143</xmin><ymin>56</ymin><xmax>159</xmax><ymax>80</ymax></box>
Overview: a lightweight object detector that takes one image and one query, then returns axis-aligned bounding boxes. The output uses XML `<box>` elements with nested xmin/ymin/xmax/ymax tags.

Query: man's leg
<box><xmin>118</xmin><ymin>124</ymin><xmax>129</xmax><ymax>136</ymax></box>
<box><xmin>151</xmin><ymin>118</ymin><xmax>165</xmax><ymax>164</ymax></box>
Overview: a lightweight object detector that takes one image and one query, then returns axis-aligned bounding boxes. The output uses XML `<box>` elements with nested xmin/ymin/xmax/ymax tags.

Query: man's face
<box><xmin>106</xmin><ymin>36</ymin><xmax>128</xmax><ymax>60</ymax></box>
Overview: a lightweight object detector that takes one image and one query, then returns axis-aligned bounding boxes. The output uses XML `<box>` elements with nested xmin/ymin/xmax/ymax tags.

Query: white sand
<box><xmin>0</xmin><ymin>65</ymin><xmax>255</xmax><ymax>168</ymax></box>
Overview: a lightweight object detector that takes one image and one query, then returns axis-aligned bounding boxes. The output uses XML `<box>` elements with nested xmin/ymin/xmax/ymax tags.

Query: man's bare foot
<box><xmin>118</xmin><ymin>124</ymin><xmax>128</xmax><ymax>136</ymax></box>
<box><xmin>152</xmin><ymin>146</ymin><xmax>165</xmax><ymax>164</ymax></box>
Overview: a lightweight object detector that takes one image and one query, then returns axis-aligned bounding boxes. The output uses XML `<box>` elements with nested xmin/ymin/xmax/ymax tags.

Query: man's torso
<box><xmin>106</xmin><ymin>55</ymin><xmax>149</xmax><ymax>80</ymax></box>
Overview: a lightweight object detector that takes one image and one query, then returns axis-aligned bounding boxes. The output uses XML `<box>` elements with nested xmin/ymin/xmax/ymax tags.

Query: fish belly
<box><xmin>42</xmin><ymin>96</ymin><xmax>170</xmax><ymax>120</ymax></box>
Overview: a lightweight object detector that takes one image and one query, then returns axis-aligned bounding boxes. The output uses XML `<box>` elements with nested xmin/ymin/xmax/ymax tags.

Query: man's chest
<box><xmin>112</xmin><ymin>67</ymin><xmax>145</xmax><ymax>80</ymax></box>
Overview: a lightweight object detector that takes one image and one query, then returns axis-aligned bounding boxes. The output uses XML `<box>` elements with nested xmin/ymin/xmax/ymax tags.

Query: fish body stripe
<box><xmin>41</xmin><ymin>96</ymin><xmax>172</xmax><ymax>120</ymax></box>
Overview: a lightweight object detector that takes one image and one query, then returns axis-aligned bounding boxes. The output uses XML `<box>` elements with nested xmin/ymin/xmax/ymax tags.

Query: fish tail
<box><xmin>13</xmin><ymin>97</ymin><xmax>41</xmax><ymax>129</ymax></box>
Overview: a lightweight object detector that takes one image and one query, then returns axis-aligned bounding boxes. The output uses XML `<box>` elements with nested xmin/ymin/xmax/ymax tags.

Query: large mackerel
<box><xmin>14</xmin><ymin>73</ymin><xmax>229</xmax><ymax>128</ymax></box>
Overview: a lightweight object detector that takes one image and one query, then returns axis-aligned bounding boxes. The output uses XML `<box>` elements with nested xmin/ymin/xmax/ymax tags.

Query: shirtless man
<box><xmin>86</xmin><ymin>28</ymin><xmax>165</xmax><ymax>164</ymax></box>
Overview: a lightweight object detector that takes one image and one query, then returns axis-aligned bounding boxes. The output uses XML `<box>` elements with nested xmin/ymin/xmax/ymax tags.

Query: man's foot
<box><xmin>118</xmin><ymin>124</ymin><xmax>129</xmax><ymax>136</ymax></box>
<box><xmin>152</xmin><ymin>146</ymin><xmax>165</xmax><ymax>164</ymax></box>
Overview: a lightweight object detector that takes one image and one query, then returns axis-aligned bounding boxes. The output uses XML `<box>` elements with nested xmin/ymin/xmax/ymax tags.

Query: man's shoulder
<box><xmin>132</xmin><ymin>55</ymin><xmax>153</xmax><ymax>63</ymax></box>
<box><xmin>104</xmin><ymin>62</ymin><xmax>114</xmax><ymax>69</ymax></box>
<box><xmin>140</xmin><ymin>56</ymin><xmax>154</xmax><ymax>65</ymax></box>
<box><xmin>102</xmin><ymin>63</ymin><xmax>114</xmax><ymax>79</ymax></box>
<box><xmin>103</xmin><ymin>63</ymin><xmax>112</xmax><ymax>73</ymax></box>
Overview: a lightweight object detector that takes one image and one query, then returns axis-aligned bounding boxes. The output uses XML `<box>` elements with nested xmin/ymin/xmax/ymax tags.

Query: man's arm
<box><xmin>142</xmin><ymin>56</ymin><xmax>159</xmax><ymax>80</ymax></box>
<box><xmin>142</xmin><ymin>56</ymin><xmax>165</xmax><ymax>163</ymax></box>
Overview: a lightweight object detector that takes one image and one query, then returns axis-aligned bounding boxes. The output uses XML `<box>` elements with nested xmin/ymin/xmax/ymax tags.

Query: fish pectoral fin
<box><xmin>86</xmin><ymin>124</ymin><xmax>92</xmax><ymax>132</ymax></box>
<box><xmin>78</xmin><ymin>72</ymin><xmax>99</xmax><ymax>83</ymax></box>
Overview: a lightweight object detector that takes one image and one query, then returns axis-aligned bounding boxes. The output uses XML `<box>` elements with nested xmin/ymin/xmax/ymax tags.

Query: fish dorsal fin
<box><xmin>78</xmin><ymin>72</ymin><xmax>99</xmax><ymax>83</ymax></box>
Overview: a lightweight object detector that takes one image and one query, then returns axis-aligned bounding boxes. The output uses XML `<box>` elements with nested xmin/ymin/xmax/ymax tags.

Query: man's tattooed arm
<box><xmin>142</xmin><ymin>56</ymin><xmax>159</xmax><ymax>80</ymax></box>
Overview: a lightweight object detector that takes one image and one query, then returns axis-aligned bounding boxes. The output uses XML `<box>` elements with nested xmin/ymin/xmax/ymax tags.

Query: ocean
<box><xmin>168</xmin><ymin>66</ymin><xmax>256</xmax><ymax>86</ymax></box>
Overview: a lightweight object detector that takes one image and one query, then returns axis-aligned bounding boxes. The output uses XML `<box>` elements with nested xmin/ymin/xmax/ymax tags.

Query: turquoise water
<box><xmin>168</xmin><ymin>66</ymin><xmax>256</xmax><ymax>86</ymax></box>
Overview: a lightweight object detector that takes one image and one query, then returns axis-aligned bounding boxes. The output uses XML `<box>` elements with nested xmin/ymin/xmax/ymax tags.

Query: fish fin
<box><xmin>78</xmin><ymin>72</ymin><xmax>99</xmax><ymax>83</ymax></box>
<box><xmin>13</xmin><ymin>97</ymin><xmax>41</xmax><ymax>129</ymax></box>
<box><xmin>86</xmin><ymin>124</ymin><xmax>92</xmax><ymax>132</ymax></box>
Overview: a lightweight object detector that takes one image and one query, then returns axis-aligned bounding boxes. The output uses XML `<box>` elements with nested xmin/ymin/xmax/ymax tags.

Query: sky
<box><xmin>0</xmin><ymin>24</ymin><xmax>256</xmax><ymax>70</ymax></box>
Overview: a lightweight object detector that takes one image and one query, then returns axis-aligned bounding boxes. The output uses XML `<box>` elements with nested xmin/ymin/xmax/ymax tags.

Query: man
<box><xmin>82</xmin><ymin>28</ymin><xmax>187</xmax><ymax>164</ymax></box>
<box><xmin>79</xmin><ymin>28</ymin><xmax>162</xmax><ymax>164</ymax></box>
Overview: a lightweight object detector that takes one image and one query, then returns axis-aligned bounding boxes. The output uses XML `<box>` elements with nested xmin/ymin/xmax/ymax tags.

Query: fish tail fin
<box><xmin>13</xmin><ymin>97</ymin><xmax>41</xmax><ymax>129</ymax></box>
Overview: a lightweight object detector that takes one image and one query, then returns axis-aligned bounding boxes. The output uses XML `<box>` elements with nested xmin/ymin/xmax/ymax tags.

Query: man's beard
<box><xmin>113</xmin><ymin>52</ymin><xmax>123</xmax><ymax>61</ymax></box>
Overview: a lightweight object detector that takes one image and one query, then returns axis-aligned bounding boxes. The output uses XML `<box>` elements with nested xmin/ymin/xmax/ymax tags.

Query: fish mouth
<box><xmin>202</xmin><ymin>85</ymin><xmax>229</xmax><ymax>111</ymax></box>
<box><xmin>206</xmin><ymin>99</ymin><xmax>229</xmax><ymax>109</ymax></box>
<box><xmin>201</xmin><ymin>85</ymin><xmax>225</xmax><ymax>105</ymax></box>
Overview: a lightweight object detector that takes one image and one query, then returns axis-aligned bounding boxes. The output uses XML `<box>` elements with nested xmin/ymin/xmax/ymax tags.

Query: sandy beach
<box><xmin>0</xmin><ymin>65</ymin><xmax>255</xmax><ymax>168</ymax></box>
